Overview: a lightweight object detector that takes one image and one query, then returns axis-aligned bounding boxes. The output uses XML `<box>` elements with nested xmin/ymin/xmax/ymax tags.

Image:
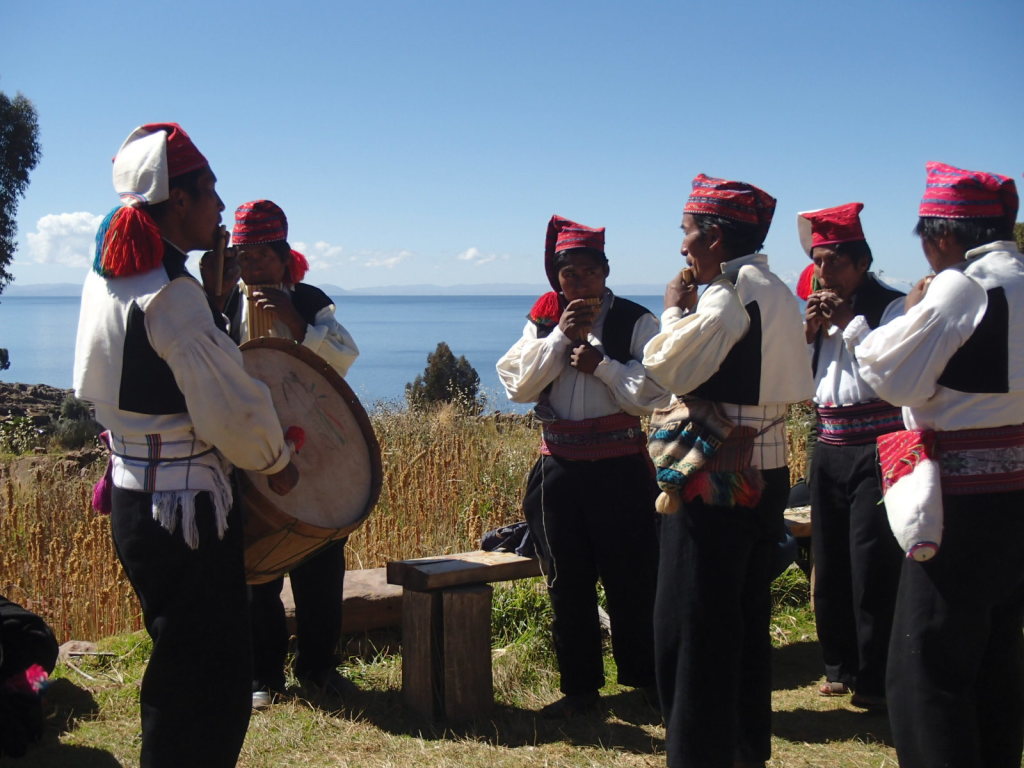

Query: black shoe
<box><xmin>298</xmin><ymin>669</ymin><xmax>358</xmax><ymax>701</ymax></box>
<box><xmin>850</xmin><ymin>691</ymin><xmax>887</xmax><ymax>711</ymax></box>
<box><xmin>539</xmin><ymin>691</ymin><xmax>602</xmax><ymax>719</ymax></box>
<box><xmin>638</xmin><ymin>684</ymin><xmax>660</xmax><ymax>711</ymax></box>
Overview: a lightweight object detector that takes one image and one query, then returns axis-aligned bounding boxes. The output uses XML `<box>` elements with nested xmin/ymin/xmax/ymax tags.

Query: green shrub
<box><xmin>405</xmin><ymin>341</ymin><xmax>483</xmax><ymax>413</ymax></box>
<box><xmin>0</xmin><ymin>416</ymin><xmax>44</xmax><ymax>454</ymax></box>
<box><xmin>50</xmin><ymin>395</ymin><xmax>101</xmax><ymax>450</ymax></box>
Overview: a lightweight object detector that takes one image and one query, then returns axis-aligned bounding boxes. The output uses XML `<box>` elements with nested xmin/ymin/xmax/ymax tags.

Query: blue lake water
<box><xmin>0</xmin><ymin>293</ymin><xmax>662</xmax><ymax>412</ymax></box>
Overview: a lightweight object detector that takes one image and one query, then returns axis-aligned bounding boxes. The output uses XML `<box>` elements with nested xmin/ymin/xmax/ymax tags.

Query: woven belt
<box><xmin>817</xmin><ymin>400</ymin><xmax>903</xmax><ymax>446</ymax></box>
<box><xmin>540</xmin><ymin>412</ymin><xmax>645</xmax><ymax>461</ymax></box>
<box><xmin>935</xmin><ymin>423</ymin><xmax>1024</xmax><ymax>495</ymax></box>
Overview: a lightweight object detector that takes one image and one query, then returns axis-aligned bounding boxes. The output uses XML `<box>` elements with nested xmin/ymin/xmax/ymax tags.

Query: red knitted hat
<box><xmin>684</xmin><ymin>174</ymin><xmax>777</xmax><ymax>241</ymax></box>
<box><xmin>797</xmin><ymin>202</ymin><xmax>866</xmax><ymax>256</ymax></box>
<box><xmin>544</xmin><ymin>215</ymin><xmax>605</xmax><ymax>291</ymax></box>
<box><xmin>919</xmin><ymin>162</ymin><xmax>1018</xmax><ymax>225</ymax></box>
<box><xmin>232</xmin><ymin>200</ymin><xmax>288</xmax><ymax>245</ymax></box>
<box><xmin>142</xmin><ymin>123</ymin><xmax>208</xmax><ymax>179</ymax></box>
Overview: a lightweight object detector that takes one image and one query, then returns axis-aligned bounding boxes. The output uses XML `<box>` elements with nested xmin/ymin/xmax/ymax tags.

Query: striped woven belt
<box><xmin>540</xmin><ymin>412</ymin><xmax>645</xmax><ymax>461</ymax></box>
<box><xmin>817</xmin><ymin>400</ymin><xmax>904</xmax><ymax>446</ymax></box>
<box><xmin>936</xmin><ymin>423</ymin><xmax>1024</xmax><ymax>495</ymax></box>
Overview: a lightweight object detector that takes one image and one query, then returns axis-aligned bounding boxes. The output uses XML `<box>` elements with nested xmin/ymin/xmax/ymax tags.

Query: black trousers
<box><xmin>809</xmin><ymin>441</ymin><xmax>902</xmax><ymax>695</ymax></box>
<box><xmin>110</xmin><ymin>487</ymin><xmax>251</xmax><ymax>768</ymax></box>
<box><xmin>654</xmin><ymin>466</ymin><xmax>789</xmax><ymax>768</ymax></box>
<box><xmin>522</xmin><ymin>453</ymin><xmax>659</xmax><ymax>695</ymax></box>
<box><xmin>250</xmin><ymin>537</ymin><xmax>347</xmax><ymax>689</ymax></box>
<box><xmin>887</xmin><ymin>490</ymin><xmax>1024</xmax><ymax>768</ymax></box>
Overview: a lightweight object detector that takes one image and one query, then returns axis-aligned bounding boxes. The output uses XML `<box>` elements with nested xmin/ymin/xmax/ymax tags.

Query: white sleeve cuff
<box><xmin>843</xmin><ymin>314</ymin><xmax>871</xmax><ymax>347</ymax></box>
<box><xmin>661</xmin><ymin>306</ymin><xmax>685</xmax><ymax>325</ymax></box>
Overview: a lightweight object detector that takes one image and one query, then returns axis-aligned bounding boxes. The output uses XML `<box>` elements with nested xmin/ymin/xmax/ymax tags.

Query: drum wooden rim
<box><xmin>239</xmin><ymin>337</ymin><xmax>382</xmax><ymax>583</ymax></box>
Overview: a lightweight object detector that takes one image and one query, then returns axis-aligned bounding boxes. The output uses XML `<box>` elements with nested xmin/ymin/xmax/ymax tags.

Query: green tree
<box><xmin>0</xmin><ymin>89</ymin><xmax>41</xmax><ymax>296</ymax></box>
<box><xmin>406</xmin><ymin>341</ymin><xmax>483</xmax><ymax>413</ymax></box>
<box><xmin>0</xmin><ymin>89</ymin><xmax>41</xmax><ymax>372</ymax></box>
<box><xmin>1014</xmin><ymin>222</ymin><xmax>1023</xmax><ymax>251</ymax></box>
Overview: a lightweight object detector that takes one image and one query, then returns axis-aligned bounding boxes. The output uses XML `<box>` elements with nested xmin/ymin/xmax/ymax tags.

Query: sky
<box><xmin>2</xmin><ymin>0</ymin><xmax>1022</xmax><ymax>293</ymax></box>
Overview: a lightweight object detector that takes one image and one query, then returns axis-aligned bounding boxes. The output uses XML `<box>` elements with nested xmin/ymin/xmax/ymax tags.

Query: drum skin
<box><xmin>239</xmin><ymin>338</ymin><xmax>382</xmax><ymax>584</ymax></box>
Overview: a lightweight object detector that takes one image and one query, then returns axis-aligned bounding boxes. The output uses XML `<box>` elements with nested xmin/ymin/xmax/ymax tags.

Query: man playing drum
<box><xmin>496</xmin><ymin>215</ymin><xmax>669</xmax><ymax>717</ymax></box>
<box><xmin>74</xmin><ymin>124</ymin><xmax>298</xmax><ymax>768</ymax></box>
<box><xmin>221</xmin><ymin>200</ymin><xmax>360</xmax><ymax>709</ymax></box>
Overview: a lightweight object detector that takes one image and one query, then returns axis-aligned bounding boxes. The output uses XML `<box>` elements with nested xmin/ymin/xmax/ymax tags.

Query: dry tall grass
<box><xmin>349</xmin><ymin>404</ymin><xmax>537</xmax><ymax>569</ymax></box>
<box><xmin>1</xmin><ymin>402</ymin><xmax>812</xmax><ymax>643</ymax></box>
<box><xmin>0</xmin><ymin>458</ymin><xmax>139</xmax><ymax>641</ymax></box>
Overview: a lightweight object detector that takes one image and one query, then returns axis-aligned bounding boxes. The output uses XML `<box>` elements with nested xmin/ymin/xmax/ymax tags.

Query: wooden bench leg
<box><xmin>401</xmin><ymin>583</ymin><xmax>493</xmax><ymax>720</ymax></box>
<box><xmin>442</xmin><ymin>584</ymin><xmax>492</xmax><ymax>720</ymax></box>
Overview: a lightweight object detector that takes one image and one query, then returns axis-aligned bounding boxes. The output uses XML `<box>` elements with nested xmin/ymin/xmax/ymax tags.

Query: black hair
<box><xmin>829</xmin><ymin>239</ymin><xmax>873</xmax><ymax>268</ymax></box>
<box><xmin>553</xmin><ymin>247</ymin><xmax>608</xmax><ymax>273</ymax></box>
<box><xmin>914</xmin><ymin>216</ymin><xmax>1013</xmax><ymax>251</ymax></box>
<box><xmin>693</xmin><ymin>214</ymin><xmax>765</xmax><ymax>258</ymax></box>
<box><xmin>144</xmin><ymin>166</ymin><xmax>208</xmax><ymax>221</ymax></box>
<box><xmin>269</xmin><ymin>240</ymin><xmax>292</xmax><ymax>262</ymax></box>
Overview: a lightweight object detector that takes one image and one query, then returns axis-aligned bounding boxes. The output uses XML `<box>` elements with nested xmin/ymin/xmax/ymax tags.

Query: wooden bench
<box><xmin>386</xmin><ymin>550</ymin><xmax>542</xmax><ymax>721</ymax></box>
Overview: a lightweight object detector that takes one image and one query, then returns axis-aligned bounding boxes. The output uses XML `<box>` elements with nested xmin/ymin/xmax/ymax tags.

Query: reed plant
<box><xmin>1</xmin><ymin>401</ymin><xmax>812</xmax><ymax>643</ymax></box>
<box><xmin>347</xmin><ymin>402</ymin><xmax>538</xmax><ymax>569</ymax></box>
<box><xmin>0</xmin><ymin>459</ymin><xmax>140</xmax><ymax>641</ymax></box>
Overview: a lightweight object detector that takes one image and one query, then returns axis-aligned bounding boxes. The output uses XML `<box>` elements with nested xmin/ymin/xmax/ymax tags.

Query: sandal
<box><xmin>819</xmin><ymin>680</ymin><xmax>851</xmax><ymax>696</ymax></box>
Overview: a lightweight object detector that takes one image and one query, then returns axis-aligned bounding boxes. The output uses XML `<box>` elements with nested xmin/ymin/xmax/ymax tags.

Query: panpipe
<box><xmin>244</xmin><ymin>283</ymin><xmax>284</xmax><ymax>341</ymax></box>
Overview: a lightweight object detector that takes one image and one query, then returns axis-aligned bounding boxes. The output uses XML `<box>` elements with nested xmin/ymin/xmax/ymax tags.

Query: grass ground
<box><xmin>2</xmin><ymin>573</ymin><xmax>898</xmax><ymax>768</ymax></box>
<box><xmin>1</xmin><ymin>406</ymin><xmax>904</xmax><ymax>766</ymax></box>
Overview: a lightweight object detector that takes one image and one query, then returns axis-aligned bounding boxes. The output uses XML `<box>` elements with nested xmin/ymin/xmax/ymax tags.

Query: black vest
<box><xmin>811</xmin><ymin>273</ymin><xmax>905</xmax><ymax>378</ymax></box>
<box><xmin>536</xmin><ymin>295</ymin><xmax>651</xmax><ymax>364</ymax></box>
<box><xmin>223</xmin><ymin>283</ymin><xmax>334</xmax><ymax>345</ymax></box>
<box><xmin>937</xmin><ymin>286</ymin><xmax>1010</xmax><ymax>393</ymax></box>
<box><xmin>118</xmin><ymin>246</ymin><xmax>219</xmax><ymax>416</ymax></box>
<box><xmin>689</xmin><ymin>300</ymin><xmax>764</xmax><ymax>405</ymax></box>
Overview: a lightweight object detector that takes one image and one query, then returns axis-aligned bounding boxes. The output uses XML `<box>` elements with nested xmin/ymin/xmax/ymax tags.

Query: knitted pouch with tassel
<box><xmin>647</xmin><ymin>398</ymin><xmax>735</xmax><ymax>514</ymax></box>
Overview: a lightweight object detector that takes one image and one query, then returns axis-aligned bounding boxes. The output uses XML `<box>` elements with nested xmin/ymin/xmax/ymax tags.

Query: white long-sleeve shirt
<box><xmin>75</xmin><ymin>267</ymin><xmax>289</xmax><ymax>475</ymax></box>
<box><xmin>643</xmin><ymin>253</ymin><xmax>814</xmax><ymax>469</ymax></box>
<box><xmin>236</xmin><ymin>283</ymin><xmax>359</xmax><ymax>377</ymax></box>
<box><xmin>74</xmin><ymin>250</ymin><xmax>291</xmax><ymax>545</ymax></box>
<box><xmin>855</xmin><ymin>241</ymin><xmax>1024</xmax><ymax>431</ymax></box>
<box><xmin>496</xmin><ymin>290</ymin><xmax>670</xmax><ymax>420</ymax></box>
<box><xmin>813</xmin><ymin>288</ymin><xmax>904</xmax><ymax>407</ymax></box>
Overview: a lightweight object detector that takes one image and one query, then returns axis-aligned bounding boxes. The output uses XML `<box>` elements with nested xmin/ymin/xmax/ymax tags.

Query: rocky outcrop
<box><xmin>0</xmin><ymin>382</ymin><xmax>74</xmax><ymax>427</ymax></box>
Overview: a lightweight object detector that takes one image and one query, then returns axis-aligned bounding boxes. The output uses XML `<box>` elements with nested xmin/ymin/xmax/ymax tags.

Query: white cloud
<box><xmin>25</xmin><ymin>212</ymin><xmax>103</xmax><ymax>267</ymax></box>
<box><xmin>456</xmin><ymin>246</ymin><xmax>498</xmax><ymax>267</ymax></box>
<box><xmin>362</xmin><ymin>249</ymin><xmax>412</xmax><ymax>269</ymax></box>
<box><xmin>291</xmin><ymin>239</ymin><xmax>344</xmax><ymax>271</ymax></box>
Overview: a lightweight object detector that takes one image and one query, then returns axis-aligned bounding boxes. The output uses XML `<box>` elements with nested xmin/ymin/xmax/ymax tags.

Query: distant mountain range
<box><xmin>4</xmin><ymin>281</ymin><xmax>672</xmax><ymax>297</ymax></box>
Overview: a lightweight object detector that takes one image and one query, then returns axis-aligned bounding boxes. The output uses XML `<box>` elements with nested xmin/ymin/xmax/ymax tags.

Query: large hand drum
<box><xmin>239</xmin><ymin>338</ymin><xmax>382</xmax><ymax>585</ymax></box>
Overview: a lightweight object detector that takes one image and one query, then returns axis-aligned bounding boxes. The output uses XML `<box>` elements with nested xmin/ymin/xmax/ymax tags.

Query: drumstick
<box><xmin>285</xmin><ymin>426</ymin><xmax>306</xmax><ymax>455</ymax></box>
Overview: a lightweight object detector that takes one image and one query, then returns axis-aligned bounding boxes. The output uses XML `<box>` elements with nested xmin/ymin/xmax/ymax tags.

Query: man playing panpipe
<box><xmin>854</xmin><ymin>163</ymin><xmax>1024</xmax><ymax>768</ymax></box>
<box><xmin>73</xmin><ymin>124</ymin><xmax>298</xmax><ymax>768</ymax></box>
<box><xmin>222</xmin><ymin>199</ymin><xmax>359</xmax><ymax>709</ymax></box>
<box><xmin>642</xmin><ymin>175</ymin><xmax>813</xmax><ymax>768</ymax></box>
<box><xmin>799</xmin><ymin>203</ymin><xmax>905</xmax><ymax>709</ymax></box>
<box><xmin>496</xmin><ymin>215</ymin><xmax>669</xmax><ymax>717</ymax></box>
